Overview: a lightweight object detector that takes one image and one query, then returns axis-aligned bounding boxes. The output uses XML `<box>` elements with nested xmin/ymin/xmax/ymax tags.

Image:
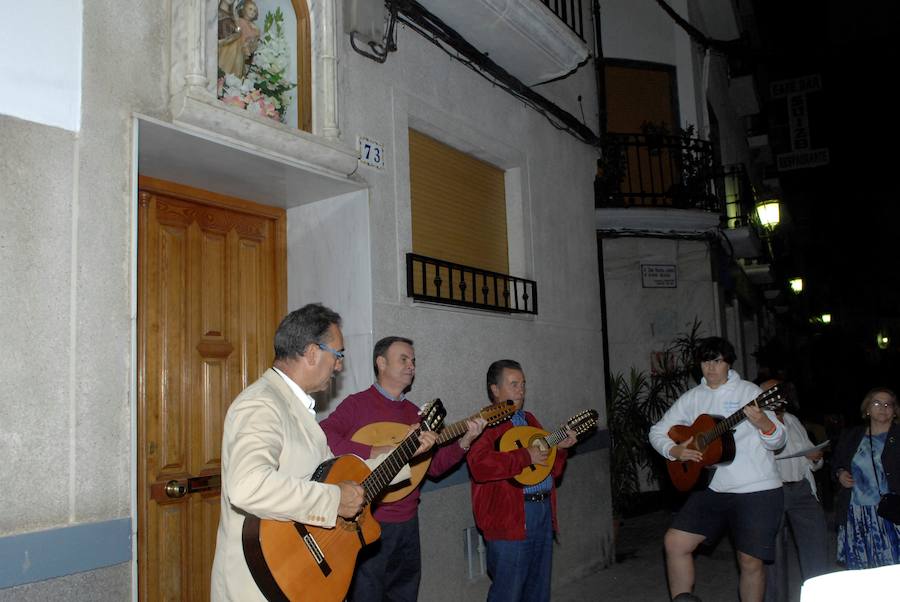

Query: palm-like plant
<box><xmin>607</xmin><ymin>319</ymin><xmax>704</xmax><ymax>515</ymax></box>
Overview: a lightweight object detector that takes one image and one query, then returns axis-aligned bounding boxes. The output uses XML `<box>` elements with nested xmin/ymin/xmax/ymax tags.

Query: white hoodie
<box><xmin>649</xmin><ymin>370</ymin><xmax>785</xmax><ymax>493</ymax></box>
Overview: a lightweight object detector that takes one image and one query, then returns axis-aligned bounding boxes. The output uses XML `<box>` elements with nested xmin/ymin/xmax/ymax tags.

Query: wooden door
<box><xmin>137</xmin><ymin>177</ymin><xmax>286</xmax><ymax>601</ymax></box>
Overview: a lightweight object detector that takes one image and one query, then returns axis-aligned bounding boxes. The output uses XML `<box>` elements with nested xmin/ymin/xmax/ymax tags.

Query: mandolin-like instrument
<box><xmin>351</xmin><ymin>399</ymin><xmax>518</xmax><ymax>502</ymax></box>
<box><xmin>499</xmin><ymin>409</ymin><xmax>599</xmax><ymax>486</ymax></box>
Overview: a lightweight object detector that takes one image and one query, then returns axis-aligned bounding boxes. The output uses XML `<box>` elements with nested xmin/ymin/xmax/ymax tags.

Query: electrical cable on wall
<box><xmin>349</xmin><ymin>1</ymin><xmax>399</xmax><ymax>63</ymax></box>
<box><xmin>351</xmin><ymin>0</ymin><xmax>601</xmax><ymax>148</ymax></box>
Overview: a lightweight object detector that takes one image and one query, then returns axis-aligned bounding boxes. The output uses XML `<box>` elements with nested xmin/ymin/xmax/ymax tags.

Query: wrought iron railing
<box><xmin>714</xmin><ymin>164</ymin><xmax>759</xmax><ymax>230</ymax></box>
<box><xmin>595</xmin><ymin>132</ymin><xmax>720</xmax><ymax>212</ymax></box>
<box><xmin>406</xmin><ymin>253</ymin><xmax>538</xmax><ymax>315</ymax></box>
<box><xmin>540</xmin><ymin>0</ymin><xmax>584</xmax><ymax>41</ymax></box>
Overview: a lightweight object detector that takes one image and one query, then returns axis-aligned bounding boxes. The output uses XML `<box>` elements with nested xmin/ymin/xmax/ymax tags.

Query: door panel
<box><xmin>138</xmin><ymin>176</ymin><xmax>286</xmax><ymax>601</ymax></box>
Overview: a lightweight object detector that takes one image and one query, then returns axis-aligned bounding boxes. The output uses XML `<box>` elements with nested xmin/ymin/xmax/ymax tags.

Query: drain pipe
<box><xmin>592</xmin><ymin>1</ymin><xmax>612</xmax><ymax>404</ymax></box>
<box><xmin>593</xmin><ymin>0</ymin><xmax>608</xmax><ymax>137</ymax></box>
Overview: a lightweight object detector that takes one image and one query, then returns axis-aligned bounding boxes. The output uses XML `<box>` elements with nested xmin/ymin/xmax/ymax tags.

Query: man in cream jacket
<box><xmin>211</xmin><ymin>304</ymin><xmax>432</xmax><ymax>600</ymax></box>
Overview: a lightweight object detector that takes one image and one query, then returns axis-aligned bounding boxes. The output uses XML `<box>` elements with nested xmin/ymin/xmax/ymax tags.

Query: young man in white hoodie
<box><xmin>649</xmin><ymin>337</ymin><xmax>786</xmax><ymax>602</ymax></box>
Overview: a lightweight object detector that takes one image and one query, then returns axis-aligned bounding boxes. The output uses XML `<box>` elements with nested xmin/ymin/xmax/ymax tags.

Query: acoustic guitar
<box><xmin>499</xmin><ymin>409</ymin><xmax>599</xmax><ymax>486</ymax></box>
<box><xmin>351</xmin><ymin>399</ymin><xmax>518</xmax><ymax>502</ymax></box>
<box><xmin>241</xmin><ymin>400</ymin><xmax>446</xmax><ymax>602</ymax></box>
<box><xmin>666</xmin><ymin>385</ymin><xmax>786</xmax><ymax>492</ymax></box>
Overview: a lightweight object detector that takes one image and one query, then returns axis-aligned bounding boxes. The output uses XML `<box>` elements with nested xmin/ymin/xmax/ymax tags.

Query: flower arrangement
<box><xmin>218</xmin><ymin>8</ymin><xmax>296</xmax><ymax>123</ymax></box>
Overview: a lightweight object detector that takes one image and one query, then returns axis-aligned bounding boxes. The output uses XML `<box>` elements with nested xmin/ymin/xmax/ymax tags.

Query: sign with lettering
<box><xmin>770</xmin><ymin>74</ymin><xmax>822</xmax><ymax>99</ymax></box>
<box><xmin>776</xmin><ymin>148</ymin><xmax>830</xmax><ymax>171</ymax></box>
<box><xmin>788</xmin><ymin>93</ymin><xmax>810</xmax><ymax>151</ymax></box>
<box><xmin>641</xmin><ymin>264</ymin><xmax>677</xmax><ymax>288</ymax></box>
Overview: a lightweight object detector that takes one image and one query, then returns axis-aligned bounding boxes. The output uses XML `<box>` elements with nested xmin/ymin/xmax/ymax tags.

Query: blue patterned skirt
<box><xmin>837</xmin><ymin>503</ymin><xmax>900</xmax><ymax>569</ymax></box>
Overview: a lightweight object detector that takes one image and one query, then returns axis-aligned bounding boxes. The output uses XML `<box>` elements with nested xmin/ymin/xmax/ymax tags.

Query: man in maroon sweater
<box><xmin>319</xmin><ymin>336</ymin><xmax>485</xmax><ymax>602</ymax></box>
<box><xmin>467</xmin><ymin>359</ymin><xmax>577</xmax><ymax>602</ymax></box>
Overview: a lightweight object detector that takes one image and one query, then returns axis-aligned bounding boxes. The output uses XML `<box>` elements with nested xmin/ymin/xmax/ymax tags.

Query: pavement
<box><xmin>552</xmin><ymin>509</ymin><xmax>843</xmax><ymax>601</ymax></box>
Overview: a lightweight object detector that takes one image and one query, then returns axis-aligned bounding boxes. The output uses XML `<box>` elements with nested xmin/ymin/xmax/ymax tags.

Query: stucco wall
<box><xmin>602</xmin><ymin>236</ymin><xmax>719</xmax><ymax>380</ymax></box>
<box><xmin>0</xmin><ymin>0</ymin><xmax>168</xmax><ymax>594</ymax></box>
<box><xmin>2</xmin><ymin>0</ymin><xmax>612</xmax><ymax>596</ymax></box>
<box><xmin>330</xmin><ymin>23</ymin><xmax>611</xmax><ymax>591</ymax></box>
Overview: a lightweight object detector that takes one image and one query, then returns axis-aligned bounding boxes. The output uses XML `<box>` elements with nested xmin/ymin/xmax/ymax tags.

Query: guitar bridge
<box><xmin>293</xmin><ymin>522</ymin><xmax>332</xmax><ymax>577</ymax></box>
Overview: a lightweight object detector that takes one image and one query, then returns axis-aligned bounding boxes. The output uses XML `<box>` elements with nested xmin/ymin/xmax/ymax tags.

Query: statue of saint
<box><xmin>218</xmin><ymin>0</ymin><xmax>244</xmax><ymax>78</ymax></box>
<box><xmin>218</xmin><ymin>0</ymin><xmax>261</xmax><ymax>78</ymax></box>
<box><xmin>237</xmin><ymin>1</ymin><xmax>261</xmax><ymax>68</ymax></box>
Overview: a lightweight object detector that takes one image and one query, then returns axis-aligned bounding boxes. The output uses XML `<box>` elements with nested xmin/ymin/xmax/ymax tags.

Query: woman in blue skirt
<box><xmin>833</xmin><ymin>387</ymin><xmax>900</xmax><ymax>568</ymax></box>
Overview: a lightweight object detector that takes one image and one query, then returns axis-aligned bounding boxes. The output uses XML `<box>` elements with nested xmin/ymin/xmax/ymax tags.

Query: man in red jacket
<box><xmin>467</xmin><ymin>359</ymin><xmax>577</xmax><ymax>602</ymax></box>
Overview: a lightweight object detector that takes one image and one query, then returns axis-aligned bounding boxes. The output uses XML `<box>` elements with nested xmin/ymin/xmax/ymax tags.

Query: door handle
<box><xmin>152</xmin><ymin>474</ymin><xmax>221</xmax><ymax>502</ymax></box>
<box><xmin>165</xmin><ymin>480</ymin><xmax>187</xmax><ymax>498</ymax></box>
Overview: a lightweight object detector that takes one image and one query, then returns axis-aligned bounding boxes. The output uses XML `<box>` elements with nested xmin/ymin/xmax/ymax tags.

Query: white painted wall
<box><xmin>603</xmin><ymin>237</ymin><xmax>718</xmax><ymax>380</ymax></box>
<box><xmin>286</xmin><ymin>189</ymin><xmax>375</xmax><ymax>410</ymax></box>
<box><xmin>334</xmin><ymin>16</ymin><xmax>608</xmax><ymax>598</ymax></box>
<box><xmin>0</xmin><ymin>0</ymin><xmax>83</xmax><ymax>131</ymax></box>
<box><xmin>1</xmin><ymin>0</ymin><xmax>611</xmax><ymax>597</ymax></box>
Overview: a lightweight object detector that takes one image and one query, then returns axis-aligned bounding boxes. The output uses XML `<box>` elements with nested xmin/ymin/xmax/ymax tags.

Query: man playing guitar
<box><xmin>649</xmin><ymin>337</ymin><xmax>786</xmax><ymax>602</ymax></box>
<box><xmin>320</xmin><ymin>336</ymin><xmax>486</xmax><ymax>602</ymax></box>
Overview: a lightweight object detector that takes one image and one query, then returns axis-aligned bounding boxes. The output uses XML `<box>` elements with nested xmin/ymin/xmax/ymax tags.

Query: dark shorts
<box><xmin>671</xmin><ymin>487</ymin><xmax>784</xmax><ymax>562</ymax></box>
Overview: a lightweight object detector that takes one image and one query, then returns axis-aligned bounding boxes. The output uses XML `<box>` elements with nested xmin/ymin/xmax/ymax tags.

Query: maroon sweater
<box><xmin>319</xmin><ymin>385</ymin><xmax>467</xmax><ymax>523</ymax></box>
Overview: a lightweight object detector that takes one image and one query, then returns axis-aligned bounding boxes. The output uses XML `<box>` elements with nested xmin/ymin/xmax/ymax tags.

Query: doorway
<box><xmin>136</xmin><ymin>176</ymin><xmax>286</xmax><ymax>600</ymax></box>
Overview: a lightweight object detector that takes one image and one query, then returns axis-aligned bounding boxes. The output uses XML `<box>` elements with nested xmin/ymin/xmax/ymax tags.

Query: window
<box><xmin>409</xmin><ymin>130</ymin><xmax>535</xmax><ymax>312</ymax></box>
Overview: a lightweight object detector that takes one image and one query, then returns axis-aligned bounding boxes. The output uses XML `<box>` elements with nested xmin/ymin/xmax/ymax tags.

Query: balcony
<box><xmin>715</xmin><ymin>164</ymin><xmax>765</xmax><ymax>259</ymax></box>
<box><xmin>595</xmin><ymin>131</ymin><xmax>720</xmax><ymax>213</ymax></box>
<box><xmin>407</xmin><ymin>253</ymin><xmax>538</xmax><ymax>315</ymax></box>
<box><xmin>414</xmin><ymin>0</ymin><xmax>589</xmax><ymax>85</ymax></box>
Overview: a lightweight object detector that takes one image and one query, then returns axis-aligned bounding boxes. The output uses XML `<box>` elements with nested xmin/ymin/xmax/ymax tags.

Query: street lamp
<box><xmin>756</xmin><ymin>200</ymin><xmax>780</xmax><ymax>229</ymax></box>
<box><xmin>877</xmin><ymin>332</ymin><xmax>890</xmax><ymax>349</ymax></box>
<box><xmin>789</xmin><ymin>277</ymin><xmax>803</xmax><ymax>294</ymax></box>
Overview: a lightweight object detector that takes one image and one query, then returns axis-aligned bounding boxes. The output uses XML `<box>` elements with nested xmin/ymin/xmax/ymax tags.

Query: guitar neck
<box><xmin>709</xmin><ymin>405</ymin><xmax>753</xmax><ymax>440</ymax></box>
<box><xmin>436</xmin><ymin>414</ymin><xmax>476</xmax><ymax>444</ymax></box>
<box><xmin>543</xmin><ymin>426</ymin><xmax>569</xmax><ymax>449</ymax></box>
<box><xmin>361</xmin><ymin>429</ymin><xmax>421</xmax><ymax>504</ymax></box>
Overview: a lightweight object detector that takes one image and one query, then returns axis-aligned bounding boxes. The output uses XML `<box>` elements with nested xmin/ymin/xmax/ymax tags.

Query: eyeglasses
<box><xmin>317</xmin><ymin>342</ymin><xmax>345</xmax><ymax>361</ymax></box>
<box><xmin>872</xmin><ymin>400</ymin><xmax>895</xmax><ymax>409</ymax></box>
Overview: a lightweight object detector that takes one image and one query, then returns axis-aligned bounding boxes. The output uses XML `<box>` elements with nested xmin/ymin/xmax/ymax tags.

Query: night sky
<box><xmin>747</xmin><ymin>1</ymin><xmax>897</xmax><ymax>419</ymax></box>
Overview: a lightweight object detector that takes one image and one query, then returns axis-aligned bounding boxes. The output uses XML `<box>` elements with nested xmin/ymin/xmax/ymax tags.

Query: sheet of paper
<box><xmin>776</xmin><ymin>440</ymin><xmax>829</xmax><ymax>460</ymax></box>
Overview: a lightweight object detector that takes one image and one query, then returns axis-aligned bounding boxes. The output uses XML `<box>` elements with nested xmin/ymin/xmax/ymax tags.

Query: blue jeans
<box><xmin>485</xmin><ymin>500</ymin><xmax>553</xmax><ymax>602</ymax></box>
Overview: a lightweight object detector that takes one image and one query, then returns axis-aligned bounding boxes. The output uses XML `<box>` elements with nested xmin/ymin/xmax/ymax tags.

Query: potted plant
<box><xmin>607</xmin><ymin>320</ymin><xmax>704</xmax><ymax>521</ymax></box>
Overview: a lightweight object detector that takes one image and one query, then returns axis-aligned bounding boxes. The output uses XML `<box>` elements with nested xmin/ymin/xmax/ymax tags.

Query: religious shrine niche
<box><xmin>216</xmin><ymin>0</ymin><xmax>311</xmax><ymax>130</ymax></box>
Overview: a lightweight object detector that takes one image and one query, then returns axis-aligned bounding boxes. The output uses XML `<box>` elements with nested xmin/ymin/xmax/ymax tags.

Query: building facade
<box><xmin>1</xmin><ymin>0</ymin><xmax>611</xmax><ymax>599</ymax></box>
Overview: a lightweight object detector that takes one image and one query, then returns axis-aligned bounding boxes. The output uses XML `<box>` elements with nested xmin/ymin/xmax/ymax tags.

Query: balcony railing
<box><xmin>714</xmin><ymin>164</ymin><xmax>759</xmax><ymax>230</ymax></box>
<box><xmin>595</xmin><ymin>132</ymin><xmax>720</xmax><ymax>213</ymax></box>
<box><xmin>540</xmin><ymin>0</ymin><xmax>585</xmax><ymax>41</ymax></box>
<box><xmin>406</xmin><ymin>253</ymin><xmax>538</xmax><ymax>315</ymax></box>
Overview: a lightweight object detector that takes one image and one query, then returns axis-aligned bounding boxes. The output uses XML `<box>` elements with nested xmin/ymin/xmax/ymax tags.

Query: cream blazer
<box><xmin>211</xmin><ymin>369</ymin><xmax>341</xmax><ymax>600</ymax></box>
<box><xmin>211</xmin><ymin>369</ymin><xmax>409</xmax><ymax>601</ymax></box>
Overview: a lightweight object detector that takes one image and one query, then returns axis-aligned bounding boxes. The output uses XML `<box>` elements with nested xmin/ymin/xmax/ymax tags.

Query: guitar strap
<box><xmin>293</xmin><ymin>522</ymin><xmax>332</xmax><ymax>577</ymax></box>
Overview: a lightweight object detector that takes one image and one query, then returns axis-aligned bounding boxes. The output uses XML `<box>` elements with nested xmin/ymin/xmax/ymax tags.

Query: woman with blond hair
<box><xmin>833</xmin><ymin>387</ymin><xmax>900</xmax><ymax>568</ymax></box>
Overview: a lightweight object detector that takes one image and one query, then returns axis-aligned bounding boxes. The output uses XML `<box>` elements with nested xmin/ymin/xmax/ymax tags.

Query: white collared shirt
<box><xmin>775</xmin><ymin>412</ymin><xmax>823</xmax><ymax>499</ymax></box>
<box><xmin>272</xmin><ymin>366</ymin><xmax>316</xmax><ymax>416</ymax></box>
